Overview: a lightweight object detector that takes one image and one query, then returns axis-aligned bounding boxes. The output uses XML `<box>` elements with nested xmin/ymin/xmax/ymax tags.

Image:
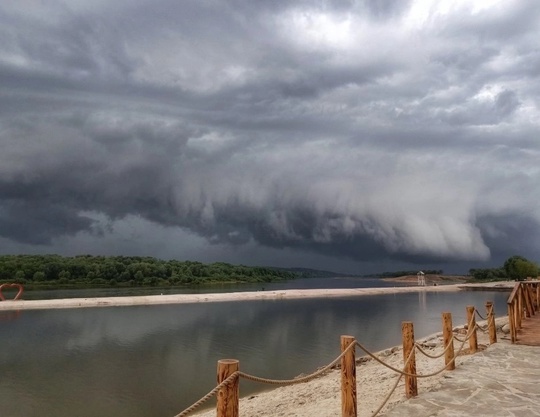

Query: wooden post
<box><xmin>523</xmin><ymin>285</ymin><xmax>533</xmax><ymax>318</ymax></box>
<box><xmin>514</xmin><ymin>296</ymin><xmax>521</xmax><ymax>332</ymax></box>
<box><xmin>517</xmin><ymin>288</ymin><xmax>523</xmax><ymax>329</ymax></box>
<box><xmin>528</xmin><ymin>285</ymin><xmax>535</xmax><ymax>315</ymax></box>
<box><xmin>466</xmin><ymin>306</ymin><xmax>478</xmax><ymax>353</ymax></box>
<box><xmin>508</xmin><ymin>303</ymin><xmax>516</xmax><ymax>343</ymax></box>
<box><xmin>527</xmin><ymin>286</ymin><xmax>535</xmax><ymax>316</ymax></box>
<box><xmin>532</xmin><ymin>283</ymin><xmax>539</xmax><ymax>312</ymax></box>
<box><xmin>536</xmin><ymin>283</ymin><xmax>540</xmax><ymax>311</ymax></box>
<box><xmin>340</xmin><ymin>335</ymin><xmax>357</xmax><ymax>417</ymax></box>
<box><xmin>442</xmin><ymin>312</ymin><xmax>455</xmax><ymax>370</ymax></box>
<box><xmin>217</xmin><ymin>359</ymin><xmax>239</xmax><ymax>417</ymax></box>
<box><xmin>401</xmin><ymin>321</ymin><xmax>417</xmax><ymax>398</ymax></box>
<box><xmin>485</xmin><ymin>301</ymin><xmax>497</xmax><ymax>344</ymax></box>
<box><xmin>528</xmin><ymin>283</ymin><xmax>534</xmax><ymax>310</ymax></box>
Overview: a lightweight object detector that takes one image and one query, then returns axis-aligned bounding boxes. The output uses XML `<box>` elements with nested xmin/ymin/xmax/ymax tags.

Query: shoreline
<box><xmin>0</xmin><ymin>282</ymin><xmax>515</xmax><ymax>311</ymax></box>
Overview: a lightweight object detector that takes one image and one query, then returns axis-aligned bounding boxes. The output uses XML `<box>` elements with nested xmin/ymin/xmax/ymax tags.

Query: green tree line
<box><xmin>469</xmin><ymin>255</ymin><xmax>539</xmax><ymax>282</ymax></box>
<box><xmin>0</xmin><ymin>255</ymin><xmax>296</xmax><ymax>289</ymax></box>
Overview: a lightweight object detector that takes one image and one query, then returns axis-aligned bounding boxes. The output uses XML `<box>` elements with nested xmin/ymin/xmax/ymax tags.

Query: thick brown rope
<box><xmin>476</xmin><ymin>324</ymin><xmax>489</xmax><ymax>334</ymax></box>
<box><xmin>173</xmin><ymin>371</ymin><xmax>239</xmax><ymax>417</ymax></box>
<box><xmin>368</xmin><ymin>344</ymin><xmax>415</xmax><ymax>417</ymax></box>
<box><xmin>174</xmin><ymin>343</ymin><xmax>355</xmax><ymax>416</ymax></box>
<box><xmin>453</xmin><ymin>325</ymin><xmax>478</xmax><ymax>343</ymax></box>
<box><xmin>355</xmin><ymin>341</ymin><xmax>451</xmax><ymax>378</ymax></box>
<box><xmin>365</xmin><ymin>323</ymin><xmax>475</xmax><ymax>417</ymax></box>
<box><xmin>356</xmin><ymin>315</ymin><xmax>476</xmax><ymax>379</ymax></box>
<box><xmin>452</xmin><ymin>334</ymin><xmax>467</xmax><ymax>343</ymax></box>
<box><xmin>238</xmin><ymin>341</ymin><xmax>355</xmax><ymax>385</ymax></box>
<box><xmin>415</xmin><ymin>337</ymin><xmax>453</xmax><ymax>359</ymax></box>
<box><xmin>452</xmin><ymin>318</ymin><xmax>477</xmax><ymax>343</ymax></box>
<box><xmin>475</xmin><ymin>309</ymin><xmax>487</xmax><ymax>321</ymax></box>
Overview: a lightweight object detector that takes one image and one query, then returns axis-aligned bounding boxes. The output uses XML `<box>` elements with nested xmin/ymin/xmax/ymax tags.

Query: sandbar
<box><xmin>0</xmin><ymin>282</ymin><xmax>515</xmax><ymax>311</ymax></box>
<box><xmin>0</xmin><ymin>285</ymin><xmax>457</xmax><ymax>311</ymax></box>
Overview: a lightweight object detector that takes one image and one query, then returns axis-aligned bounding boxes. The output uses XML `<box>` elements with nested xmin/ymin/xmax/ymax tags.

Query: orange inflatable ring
<box><xmin>0</xmin><ymin>283</ymin><xmax>24</xmax><ymax>301</ymax></box>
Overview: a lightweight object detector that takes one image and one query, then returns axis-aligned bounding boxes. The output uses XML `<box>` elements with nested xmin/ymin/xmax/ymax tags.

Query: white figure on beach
<box><xmin>417</xmin><ymin>271</ymin><xmax>425</xmax><ymax>286</ymax></box>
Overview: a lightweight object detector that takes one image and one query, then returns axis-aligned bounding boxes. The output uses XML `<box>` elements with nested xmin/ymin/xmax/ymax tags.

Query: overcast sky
<box><xmin>1</xmin><ymin>0</ymin><xmax>539</xmax><ymax>274</ymax></box>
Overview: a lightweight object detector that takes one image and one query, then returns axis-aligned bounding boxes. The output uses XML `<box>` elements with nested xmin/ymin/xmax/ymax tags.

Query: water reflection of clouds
<box><xmin>54</xmin><ymin>303</ymin><xmax>240</xmax><ymax>350</ymax></box>
<box><xmin>24</xmin><ymin>300</ymin><xmax>284</xmax><ymax>353</ymax></box>
<box><xmin>1</xmin><ymin>303</ymin><xmax>227</xmax><ymax>356</ymax></box>
<box><xmin>5</xmin><ymin>292</ymin><xmax>509</xmax><ymax>356</ymax></box>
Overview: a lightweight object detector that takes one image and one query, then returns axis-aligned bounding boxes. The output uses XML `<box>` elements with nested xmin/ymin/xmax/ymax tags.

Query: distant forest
<box><xmin>469</xmin><ymin>255</ymin><xmax>539</xmax><ymax>282</ymax></box>
<box><xmin>0</xmin><ymin>255</ymin><xmax>296</xmax><ymax>289</ymax></box>
<box><xmin>9</xmin><ymin>253</ymin><xmax>535</xmax><ymax>291</ymax></box>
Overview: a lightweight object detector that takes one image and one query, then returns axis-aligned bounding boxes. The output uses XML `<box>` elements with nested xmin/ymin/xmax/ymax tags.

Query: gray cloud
<box><xmin>1</xmin><ymin>1</ymin><xmax>539</xmax><ymax>273</ymax></box>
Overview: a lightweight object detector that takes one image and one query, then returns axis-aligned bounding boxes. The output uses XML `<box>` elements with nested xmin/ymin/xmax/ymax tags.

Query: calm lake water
<box><xmin>0</xmin><ymin>278</ymin><xmax>509</xmax><ymax>417</ymax></box>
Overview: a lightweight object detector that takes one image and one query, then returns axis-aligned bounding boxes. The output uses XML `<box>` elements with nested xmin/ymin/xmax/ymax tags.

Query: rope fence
<box><xmin>360</xmin><ymin>315</ymin><xmax>481</xmax><ymax>417</ymax></box>
<box><xmin>174</xmin><ymin>302</ymin><xmax>499</xmax><ymax>417</ymax></box>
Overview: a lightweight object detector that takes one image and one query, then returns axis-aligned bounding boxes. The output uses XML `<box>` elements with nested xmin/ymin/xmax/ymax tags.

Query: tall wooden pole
<box><xmin>340</xmin><ymin>335</ymin><xmax>357</xmax><ymax>417</ymax></box>
<box><xmin>442</xmin><ymin>312</ymin><xmax>455</xmax><ymax>370</ymax></box>
<box><xmin>466</xmin><ymin>306</ymin><xmax>478</xmax><ymax>353</ymax></box>
<box><xmin>402</xmin><ymin>321</ymin><xmax>417</xmax><ymax>398</ymax></box>
<box><xmin>217</xmin><ymin>359</ymin><xmax>239</xmax><ymax>417</ymax></box>
<box><xmin>485</xmin><ymin>301</ymin><xmax>497</xmax><ymax>344</ymax></box>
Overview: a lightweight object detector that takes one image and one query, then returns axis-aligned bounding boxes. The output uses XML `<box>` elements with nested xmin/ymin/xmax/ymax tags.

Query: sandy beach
<box><xmin>189</xmin><ymin>316</ymin><xmax>510</xmax><ymax>417</ymax></box>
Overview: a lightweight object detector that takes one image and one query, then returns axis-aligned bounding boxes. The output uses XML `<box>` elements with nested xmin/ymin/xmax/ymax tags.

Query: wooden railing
<box><xmin>175</xmin><ymin>303</ymin><xmax>498</xmax><ymax>417</ymax></box>
<box><xmin>507</xmin><ymin>281</ymin><xmax>540</xmax><ymax>343</ymax></box>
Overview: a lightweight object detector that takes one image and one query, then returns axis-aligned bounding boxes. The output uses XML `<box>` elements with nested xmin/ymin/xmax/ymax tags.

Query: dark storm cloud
<box><xmin>1</xmin><ymin>0</ymin><xmax>540</xmax><ymax>272</ymax></box>
<box><xmin>0</xmin><ymin>200</ymin><xmax>96</xmax><ymax>245</ymax></box>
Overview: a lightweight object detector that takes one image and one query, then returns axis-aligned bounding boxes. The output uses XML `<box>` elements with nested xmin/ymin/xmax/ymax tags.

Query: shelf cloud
<box><xmin>1</xmin><ymin>0</ymin><xmax>539</xmax><ymax>272</ymax></box>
